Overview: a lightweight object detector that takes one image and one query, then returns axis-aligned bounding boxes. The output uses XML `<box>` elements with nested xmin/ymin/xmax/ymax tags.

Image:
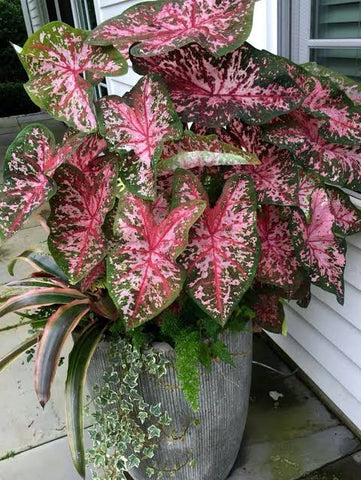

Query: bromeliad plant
<box><xmin>1</xmin><ymin>0</ymin><xmax>361</xmax><ymax>477</ymax></box>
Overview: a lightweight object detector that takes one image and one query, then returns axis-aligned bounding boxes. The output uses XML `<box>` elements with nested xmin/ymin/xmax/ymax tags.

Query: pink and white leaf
<box><xmin>87</xmin><ymin>0</ymin><xmax>256</xmax><ymax>58</ymax></box>
<box><xmin>48</xmin><ymin>162</ymin><xmax>118</xmax><ymax>284</ymax></box>
<box><xmin>107</xmin><ymin>191</ymin><xmax>205</xmax><ymax>329</ymax></box>
<box><xmin>0</xmin><ymin>124</ymin><xmax>57</xmax><ymax>241</ymax></box>
<box><xmin>173</xmin><ymin>170</ymin><xmax>260</xmax><ymax>325</ymax></box>
<box><xmin>256</xmin><ymin>205</ymin><xmax>299</xmax><ymax>289</ymax></box>
<box><xmin>66</xmin><ymin>133</ymin><xmax>108</xmax><ymax>173</ymax></box>
<box><xmin>159</xmin><ymin>130</ymin><xmax>259</xmax><ymax>173</ymax></box>
<box><xmin>290</xmin><ymin>188</ymin><xmax>346</xmax><ymax>304</ymax></box>
<box><xmin>327</xmin><ymin>187</ymin><xmax>361</xmax><ymax>236</ymax></box>
<box><xmin>132</xmin><ymin>43</ymin><xmax>303</xmax><ymax>127</ymax></box>
<box><xmin>97</xmin><ymin>74</ymin><xmax>182</xmax><ymax>200</ymax></box>
<box><xmin>18</xmin><ymin>22</ymin><xmax>127</xmax><ymax>132</ymax></box>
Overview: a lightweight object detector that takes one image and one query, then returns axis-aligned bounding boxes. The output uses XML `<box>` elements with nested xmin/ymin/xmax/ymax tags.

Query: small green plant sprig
<box><xmin>86</xmin><ymin>338</ymin><xmax>172</xmax><ymax>480</ymax></box>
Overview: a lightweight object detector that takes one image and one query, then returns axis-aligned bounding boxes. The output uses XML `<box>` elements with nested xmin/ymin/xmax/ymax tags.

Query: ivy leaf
<box><xmin>107</xmin><ymin>190</ymin><xmax>205</xmax><ymax>329</ymax></box>
<box><xmin>97</xmin><ymin>74</ymin><xmax>182</xmax><ymax>200</ymax></box>
<box><xmin>0</xmin><ymin>124</ymin><xmax>57</xmax><ymax>241</ymax></box>
<box><xmin>48</xmin><ymin>163</ymin><xmax>118</xmax><ymax>284</ymax></box>
<box><xmin>132</xmin><ymin>42</ymin><xmax>303</xmax><ymax>127</ymax></box>
<box><xmin>220</xmin><ymin>120</ymin><xmax>299</xmax><ymax>205</ymax></box>
<box><xmin>158</xmin><ymin>130</ymin><xmax>259</xmax><ymax>173</ymax></box>
<box><xmin>264</xmin><ymin>110</ymin><xmax>361</xmax><ymax>192</ymax></box>
<box><xmin>290</xmin><ymin>188</ymin><xmax>346</xmax><ymax>304</ymax></box>
<box><xmin>173</xmin><ymin>169</ymin><xmax>259</xmax><ymax>325</ymax></box>
<box><xmin>18</xmin><ymin>22</ymin><xmax>127</xmax><ymax>132</ymax></box>
<box><xmin>87</xmin><ymin>0</ymin><xmax>256</xmax><ymax>58</ymax></box>
<box><xmin>257</xmin><ymin>205</ymin><xmax>299</xmax><ymax>289</ymax></box>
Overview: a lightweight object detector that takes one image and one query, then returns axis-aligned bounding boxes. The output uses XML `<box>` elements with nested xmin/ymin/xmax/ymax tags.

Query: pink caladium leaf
<box><xmin>87</xmin><ymin>0</ymin><xmax>256</xmax><ymax>58</ymax></box>
<box><xmin>107</xmin><ymin>190</ymin><xmax>205</xmax><ymax>329</ymax></box>
<box><xmin>256</xmin><ymin>205</ymin><xmax>299</xmax><ymax>289</ymax></box>
<box><xmin>0</xmin><ymin>124</ymin><xmax>57</xmax><ymax>242</ymax></box>
<box><xmin>132</xmin><ymin>43</ymin><xmax>303</xmax><ymax>127</ymax></box>
<box><xmin>66</xmin><ymin>133</ymin><xmax>108</xmax><ymax>173</ymax></box>
<box><xmin>327</xmin><ymin>187</ymin><xmax>361</xmax><ymax>237</ymax></box>
<box><xmin>172</xmin><ymin>169</ymin><xmax>260</xmax><ymax>325</ymax></box>
<box><xmin>288</xmin><ymin>68</ymin><xmax>361</xmax><ymax>146</ymax></box>
<box><xmin>264</xmin><ymin>110</ymin><xmax>361</xmax><ymax>192</ymax></box>
<box><xmin>219</xmin><ymin>120</ymin><xmax>299</xmax><ymax>205</ymax></box>
<box><xmin>297</xmin><ymin>170</ymin><xmax>322</xmax><ymax>218</ymax></box>
<box><xmin>251</xmin><ymin>288</ymin><xmax>285</xmax><ymax>334</ymax></box>
<box><xmin>290</xmin><ymin>188</ymin><xmax>346</xmax><ymax>304</ymax></box>
<box><xmin>48</xmin><ymin>162</ymin><xmax>118</xmax><ymax>284</ymax></box>
<box><xmin>97</xmin><ymin>74</ymin><xmax>182</xmax><ymax>200</ymax></box>
<box><xmin>158</xmin><ymin>130</ymin><xmax>259</xmax><ymax>173</ymax></box>
<box><xmin>80</xmin><ymin>261</ymin><xmax>106</xmax><ymax>292</ymax></box>
<box><xmin>18</xmin><ymin>22</ymin><xmax>127</xmax><ymax>132</ymax></box>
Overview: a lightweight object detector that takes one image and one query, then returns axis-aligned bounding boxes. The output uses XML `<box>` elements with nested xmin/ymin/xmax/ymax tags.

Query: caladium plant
<box><xmin>1</xmin><ymin>1</ymin><xmax>361</xmax><ymax>478</ymax></box>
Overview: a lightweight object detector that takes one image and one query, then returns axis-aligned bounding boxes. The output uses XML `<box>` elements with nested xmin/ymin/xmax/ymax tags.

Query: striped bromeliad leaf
<box><xmin>0</xmin><ymin>333</ymin><xmax>41</xmax><ymax>374</ymax></box>
<box><xmin>132</xmin><ymin>43</ymin><xmax>303</xmax><ymax>127</ymax></box>
<box><xmin>8</xmin><ymin>249</ymin><xmax>68</xmax><ymax>281</ymax></box>
<box><xmin>34</xmin><ymin>300</ymin><xmax>90</xmax><ymax>406</ymax></box>
<box><xmin>172</xmin><ymin>169</ymin><xmax>260</xmax><ymax>325</ymax></box>
<box><xmin>18</xmin><ymin>22</ymin><xmax>127</xmax><ymax>132</ymax></box>
<box><xmin>256</xmin><ymin>205</ymin><xmax>299</xmax><ymax>290</ymax></box>
<box><xmin>65</xmin><ymin>322</ymin><xmax>106</xmax><ymax>478</ymax></box>
<box><xmin>48</xmin><ymin>162</ymin><xmax>118</xmax><ymax>284</ymax></box>
<box><xmin>290</xmin><ymin>188</ymin><xmax>346</xmax><ymax>304</ymax></box>
<box><xmin>264</xmin><ymin>110</ymin><xmax>361</xmax><ymax>192</ymax></box>
<box><xmin>97</xmin><ymin>75</ymin><xmax>182</xmax><ymax>200</ymax></box>
<box><xmin>0</xmin><ymin>287</ymin><xmax>87</xmax><ymax>319</ymax></box>
<box><xmin>158</xmin><ymin>130</ymin><xmax>259</xmax><ymax>172</ymax></box>
<box><xmin>107</xmin><ymin>190</ymin><xmax>205</xmax><ymax>329</ymax></box>
<box><xmin>219</xmin><ymin>120</ymin><xmax>299</xmax><ymax>205</ymax></box>
<box><xmin>87</xmin><ymin>0</ymin><xmax>256</xmax><ymax>58</ymax></box>
<box><xmin>302</xmin><ymin>62</ymin><xmax>361</xmax><ymax>107</ymax></box>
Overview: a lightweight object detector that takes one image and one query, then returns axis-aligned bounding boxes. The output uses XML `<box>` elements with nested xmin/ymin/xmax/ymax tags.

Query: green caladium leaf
<box><xmin>66</xmin><ymin>322</ymin><xmax>107</xmax><ymax>478</ymax></box>
<box><xmin>35</xmin><ymin>300</ymin><xmax>90</xmax><ymax>406</ymax></box>
<box><xmin>290</xmin><ymin>188</ymin><xmax>346</xmax><ymax>304</ymax></box>
<box><xmin>107</xmin><ymin>190</ymin><xmax>205</xmax><ymax>329</ymax></box>
<box><xmin>158</xmin><ymin>130</ymin><xmax>259</xmax><ymax>172</ymax></box>
<box><xmin>132</xmin><ymin>42</ymin><xmax>303</xmax><ymax>128</ymax></box>
<box><xmin>97</xmin><ymin>74</ymin><xmax>182</xmax><ymax>200</ymax></box>
<box><xmin>87</xmin><ymin>0</ymin><xmax>256</xmax><ymax>58</ymax></box>
<box><xmin>18</xmin><ymin>22</ymin><xmax>127</xmax><ymax>132</ymax></box>
<box><xmin>172</xmin><ymin>169</ymin><xmax>260</xmax><ymax>325</ymax></box>
<box><xmin>48</xmin><ymin>162</ymin><xmax>118</xmax><ymax>284</ymax></box>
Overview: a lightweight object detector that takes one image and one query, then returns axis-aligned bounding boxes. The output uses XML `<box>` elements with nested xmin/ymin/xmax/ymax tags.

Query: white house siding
<box><xmin>21</xmin><ymin>0</ymin><xmax>48</xmax><ymax>35</ymax></box>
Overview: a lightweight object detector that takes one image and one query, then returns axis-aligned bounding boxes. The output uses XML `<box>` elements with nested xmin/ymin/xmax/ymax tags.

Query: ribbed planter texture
<box><xmin>87</xmin><ymin>327</ymin><xmax>252</xmax><ymax>480</ymax></box>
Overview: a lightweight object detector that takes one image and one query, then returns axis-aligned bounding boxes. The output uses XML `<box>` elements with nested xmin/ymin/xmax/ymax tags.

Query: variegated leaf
<box><xmin>302</xmin><ymin>62</ymin><xmax>361</xmax><ymax>106</ymax></box>
<box><xmin>327</xmin><ymin>187</ymin><xmax>361</xmax><ymax>237</ymax></box>
<box><xmin>132</xmin><ymin>43</ymin><xmax>303</xmax><ymax>127</ymax></box>
<box><xmin>291</xmin><ymin>70</ymin><xmax>361</xmax><ymax>146</ymax></box>
<box><xmin>97</xmin><ymin>74</ymin><xmax>182</xmax><ymax>200</ymax></box>
<box><xmin>107</xmin><ymin>191</ymin><xmax>205</xmax><ymax>329</ymax></box>
<box><xmin>158</xmin><ymin>130</ymin><xmax>259</xmax><ymax>172</ymax></box>
<box><xmin>173</xmin><ymin>169</ymin><xmax>259</xmax><ymax>325</ymax></box>
<box><xmin>290</xmin><ymin>188</ymin><xmax>346</xmax><ymax>304</ymax></box>
<box><xmin>48</xmin><ymin>163</ymin><xmax>117</xmax><ymax>284</ymax></box>
<box><xmin>0</xmin><ymin>124</ymin><xmax>57</xmax><ymax>241</ymax></box>
<box><xmin>256</xmin><ymin>205</ymin><xmax>299</xmax><ymax>289</ymax></box>
<box><xmin>264</xmin><ymin>110</ymin><xmax>361</xmax><ymax>192</ymax></box>
<box><xmin>220</xmin><ymin>120</ymin><xmax>299</xmax><ymax>205</ymax></box>
<box><xmin>251</xmin><ymin>289</ymin><xmax>285</xmax><ymax>334</ymax></box>
<box><xmin>87</xmin><ymin>0</ymin><xmax>256</xmax><ymax>58</ymax></box>
<box><xmin>66</xmin><ymin>133</ymin><xmax>108</xmax><ymax>173</ymax></box>
<box><xmin>297</xmin><ymin>170</ymin><xmax>322</xmax><ymax>218</ymax></box>
<box><xmin>18</xmin><ymin>22</ymin><xmax>127</xmax><ymax>132</ymax></box>
<box><xmin>80</xmin><ymin>261</ymin><xmax>106</xmax><ymax>292</ymax></box>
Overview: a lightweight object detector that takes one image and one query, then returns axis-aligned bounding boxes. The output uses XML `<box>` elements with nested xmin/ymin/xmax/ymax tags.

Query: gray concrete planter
<box><xmin>88</xmin><ymin>327</ymin><xmax>252</xmax><ymax>480</ymax></box>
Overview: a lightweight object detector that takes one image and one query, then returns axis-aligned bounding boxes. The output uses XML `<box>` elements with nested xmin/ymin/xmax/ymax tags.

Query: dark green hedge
<box><xmin>0</xmin><ymin>0</ymin><xmax>38</xmax><ymax>116</ymax></box>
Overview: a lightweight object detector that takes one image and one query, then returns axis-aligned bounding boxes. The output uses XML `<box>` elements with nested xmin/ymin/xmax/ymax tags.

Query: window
<box><xmin>279</xmin><ymin>0</ymin><xmax>361</xmax><ymax>82</ymax></box>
